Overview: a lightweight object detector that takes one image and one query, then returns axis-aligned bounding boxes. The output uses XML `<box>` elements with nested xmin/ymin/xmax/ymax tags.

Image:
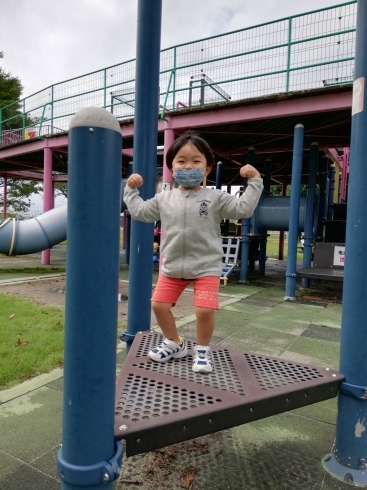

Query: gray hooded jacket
<box><xmin>124</xmin><ymin>178</ymin><xmax>263</xmax><ymax>279</ymax></box>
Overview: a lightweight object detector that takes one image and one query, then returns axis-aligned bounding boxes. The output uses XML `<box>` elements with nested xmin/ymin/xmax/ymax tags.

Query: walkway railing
<box><xmin>0</xmin><ymin>1</ymin><xmax>357</xmax><ymax>148</ymax></box>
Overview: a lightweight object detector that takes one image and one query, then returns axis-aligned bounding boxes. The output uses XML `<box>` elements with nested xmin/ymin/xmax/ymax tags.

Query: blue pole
<box><xmin>301</xmin><ymin>142</ymin><xmax>318</xmax><ymax>288</ymax></box>
<box><xmin>216</xmin><ymin>161</ymin><xmax>223</xmax><ymax>189</ymax></box>
<box><xmin>323</xmin><ymin>0</ymin><xmax>367</xmax><ymax>484</ymax></box>
<box><xmin>284</xmin><ymin>124</ymin><xmax>304</xmax><ymax>300</ymax></box>
<box><xmin>316</xmin><ymin>155</ymin><xmax>328</xmax><ymax>240</ymax></box>
<box><xmin>327</xmin><ymin>164</ymin><xmax>336</xmax><ymax>221</ymax></box>
<box><xmin>239</xmin><ymin>147</ymin><xmax>255</xmax><ymax>282</ymax></box>
<box><xmin>125</xmin><ymin>0</ymin><xmax>162</xmax><ymax>353</ymax></box>
<box><xmin>259</xmin><ymin>157</ymin><xmax>271</xmax><ymax>276</ymax></box>
<box><xmin>57</xmin><ymin>108</ymin><xmax>123</xmax><ymax>489</ymax></box>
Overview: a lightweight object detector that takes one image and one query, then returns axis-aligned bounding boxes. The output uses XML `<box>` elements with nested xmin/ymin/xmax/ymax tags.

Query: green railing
<box><xmin>0</xmin><ymin>1</ymin><xmax>356</xmax><ymax>148</ymax></box>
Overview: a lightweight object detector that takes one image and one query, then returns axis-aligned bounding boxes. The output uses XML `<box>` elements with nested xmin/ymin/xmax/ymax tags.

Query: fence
<box><xmin>0</xmin><ymin>1</ymin><xmax>357</xmax><ymax>148</ymax></box>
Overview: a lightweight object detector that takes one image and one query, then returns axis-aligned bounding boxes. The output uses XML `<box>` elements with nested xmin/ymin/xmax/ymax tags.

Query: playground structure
<box><xmin>1</xmin><ymin>0</ymin><xmax>367</xmax><ymax>488</ymax></box>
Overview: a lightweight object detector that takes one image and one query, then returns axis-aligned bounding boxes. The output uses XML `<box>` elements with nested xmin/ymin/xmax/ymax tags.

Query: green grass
<box><xmin>266</xmin><ymin>233</ymin><xmax>304</xmax><ymax>261</ymax></box>
<box><xmin>0</xmin><ymin>293</ymin><xmax>126</xmax><ymax>391</ymax></box>
<box><xmin>0</xmin><ymin>267</ymin><xmax>65</xmax><ymax>274</ymax></box>
<box><xmin>0</xmin><ymin>294</ymin><xmax>65</xmax><ymax>390</ymax></box>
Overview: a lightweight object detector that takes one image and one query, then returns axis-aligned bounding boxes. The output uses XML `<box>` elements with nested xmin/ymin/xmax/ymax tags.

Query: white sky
<box><xmin>1</xmin><ymin>0</ymin><xmax>345</xmax><ymax>98</ymax></box>
<box><xmin>1</xmin><ymin>0</ymin><xmax>349</xmax><ymax>213</ymax></box>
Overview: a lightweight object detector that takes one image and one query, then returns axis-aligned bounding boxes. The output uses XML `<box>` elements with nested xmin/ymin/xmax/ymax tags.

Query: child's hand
<box><xmin>127</xmin><ymin>173</ymin><xmax>144</xmax><ymax>188</ymax></box>
<box><xmin>240</xmin><ymin>165</ymin><xmax>261</xmax><ymax>179</ymax></box>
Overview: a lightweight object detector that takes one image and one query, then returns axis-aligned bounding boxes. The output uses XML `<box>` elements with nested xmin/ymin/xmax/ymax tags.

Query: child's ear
<box><xmin>205</xmin><ymin>166</ymin><xmax>212</xmax><ymax>176</ymax></box>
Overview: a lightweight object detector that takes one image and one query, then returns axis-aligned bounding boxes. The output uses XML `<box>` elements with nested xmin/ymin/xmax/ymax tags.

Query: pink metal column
<box><xmin>341</xmin><ymin>147</ymin><xmax>349</xmax><ymax>202</ymax></box>
<box><xmin>3</xmin><ymin>177</ymin><xmax>7</xmax><ymax>219</ymax></box>
<box><xmin>42</xmin><ymin>146</ymin><xmax>53</xmax><ymax>265</ymax></box>
<box><xmin>278</xmin><ymin>184</ymin><xmax>288</xmax><ymax>260</ymax></box>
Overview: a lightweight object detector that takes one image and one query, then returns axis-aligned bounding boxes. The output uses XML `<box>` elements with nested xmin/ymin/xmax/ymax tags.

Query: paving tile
<box><xmin>284</xmin><ymin>337</ymin><xmax>340</xmax><ymax>371</ymax></box>
<box><xmin>224</xmin><ymin>411</ymin><xmax>335</xmax><ymax>483</ymax></box>
<box><xmin>195</xmin><ymin>448</ymin><xmax>321</xmax><ymax>490</ymax></box>
<box><xmin>29</xmin><ymin>446</ymin><xmax>59</xmax><ymax>481</ymax></box>
<box><xmin>0</xmin><ymin>464</ymin><xmax>59</xmax><ymax>490</ymax></box>
<box><xmin>222</xmin><ymin>303</ymin><xmax>273</xmax><ymax>318</ymax></box>
<box><xmin>255</xmin><ymin>287</ymin><xmax>288</xmax><ymax>301</ymax></box>
<box><xmin>0</xmin><ymin>387</ymin><xmax>62</xmax><ymax>462</ymax></box>
<box><xmin>222</xmin><ymin>325</ymin><xmax>297</xmax><ymax>357</ymax></box>
<box><xmin>291</xmin><ymin>397</ymin><xmax>338</xmax><ymax>426</ymax></box>
<box><xmin>311</xmin><ymin>305</ymin><xmax>342</xmax><ymax>329</ymax></box>
<box><xmin>0</xmin><ymin>450</ymin><xmax>23</xmax><ymax>479</ymax></box>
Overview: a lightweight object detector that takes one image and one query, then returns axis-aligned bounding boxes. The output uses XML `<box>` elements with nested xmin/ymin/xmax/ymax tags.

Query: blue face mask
<box><xmin>173</xmin><ymin>168</ymin><xmax>206</xmax><ymax>187</ymax></box>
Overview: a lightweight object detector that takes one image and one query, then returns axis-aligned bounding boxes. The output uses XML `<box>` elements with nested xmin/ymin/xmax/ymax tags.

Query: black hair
<box><xmin>166</xmin><ymin>131</ymin><xmax>215</xmax><ymax>170</ymax></box>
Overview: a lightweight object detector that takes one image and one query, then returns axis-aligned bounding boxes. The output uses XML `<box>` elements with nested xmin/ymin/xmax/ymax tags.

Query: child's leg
<box><xmin>195</xmin><ymin>306</ymin><xmax>215</xmax><ymax>345</ymax></box>
<box><xmin>152</xmin><ymin>301</ymin><xmax>180</xmax><ymax>342</ymax></box>
<box><xmin>193</xmin><ymin>276</ymin><xmax>220</xmax><ymax>345</ymax></box>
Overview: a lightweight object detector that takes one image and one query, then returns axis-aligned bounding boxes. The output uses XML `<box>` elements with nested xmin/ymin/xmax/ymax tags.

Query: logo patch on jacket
<box><xmin>198</xmin><ymin>199</ymin><xmax>211</xmax><ymax>217</ymax></box>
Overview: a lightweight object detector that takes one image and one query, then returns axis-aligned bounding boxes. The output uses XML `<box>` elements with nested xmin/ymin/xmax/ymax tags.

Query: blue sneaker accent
<box><xmin>149</xmin><ymin>338</ymin><xmax>187</xmax><ymax>363</ymax></box>
<box><xmin>192</xmin><ymin>346</ymin><xmax>213</xmax><ymax>373</ymax></box>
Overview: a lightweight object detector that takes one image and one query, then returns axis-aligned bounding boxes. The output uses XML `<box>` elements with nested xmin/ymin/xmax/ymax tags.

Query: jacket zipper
<box><xmin>181</xmin><ymin>193</ymin><xmax>189</xmax><ymax>277</ymax></box>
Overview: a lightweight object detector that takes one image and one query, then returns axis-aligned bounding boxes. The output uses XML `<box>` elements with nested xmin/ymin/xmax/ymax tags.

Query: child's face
<box><xmin>171</xmin><ymin>142</ymin><xmax>211</xmax><ymax>176</ymax></box>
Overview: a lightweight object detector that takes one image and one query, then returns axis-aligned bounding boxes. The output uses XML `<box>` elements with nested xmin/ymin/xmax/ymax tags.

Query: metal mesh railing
<box><xmin>0</xmin><ymin>1</ymin><xmax>356</xmax><ymax>148</ymax></box>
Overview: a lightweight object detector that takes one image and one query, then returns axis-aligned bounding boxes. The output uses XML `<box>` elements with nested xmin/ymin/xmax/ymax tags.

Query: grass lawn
<box><xmin>0</xmin><ymin>294</ymin><xmax>65</xmax><ymax>390</ymax></box>
<box><xmin>266</xmin><ymin>233</ymin><xmax>304</xmax><ymax>261</ymax></box>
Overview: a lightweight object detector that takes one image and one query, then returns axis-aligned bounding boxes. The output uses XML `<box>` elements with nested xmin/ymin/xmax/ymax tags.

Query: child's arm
<box><xmin>218</xmin><ymin>165</ymin><xmax>263</xmax><ymax>220</ymax></box>
<box><xmin>124</xmin><ymin>173</ymin><xmax>160</xmax><ymax>222</ymax></box>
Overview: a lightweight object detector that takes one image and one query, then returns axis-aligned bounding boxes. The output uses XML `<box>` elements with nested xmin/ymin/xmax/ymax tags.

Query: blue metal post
<box><xmin>239</xmin><ymin>147</ymin><xmax>255</xmax><ymax>282</ymax></box>
<box><xmin>125</xmin><ymin>161</ymin><xmax>134</xmax><ymax>265</ymax></box>
<box><xmin>216</xmin><ymin>161</ymin><xmax>223</xmax><ymax>189</ymax></box>
<box><xmin>323</xmin><ymin>1</ymin><xmax>367</xmax><ymax>484</ymax></box>
<box><xmin>302</xmin><ymin>142</ymin><xmax>318</xmax><ymax>288</ymax></box>
<box><xmin>284</xmin><ymin>124</ymin><xmax>304</xmax><ymax>300</ymax></box>
<box><xmin>316</xmin><ymin>155</ymin><xmax>329</xmax><ymax>240</ymax></box>
<box><xmin>125</xmin><ymin>0</ymin><xmax>162</xmax><ymax>353</ymax></box>
<box><xmin>259</xmin><ymin>157</ymin><xmax>271</xmax><ymax>275</ymax></box>
<box><xmin>57</xmin><ymin>108</ymin><xmax>123</xmax><ymax>489</ymax></box>
<box><xmin>327</xmin><ymin>163</ymin><xmax>336</xmax><ymax>221</ymax></box>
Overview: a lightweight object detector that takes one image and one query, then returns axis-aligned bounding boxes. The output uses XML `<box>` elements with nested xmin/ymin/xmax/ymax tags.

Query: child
<box><xmin>124</xmin><ymin>131</ymin><xmax>263</xmax><ymax>373</ymax></box>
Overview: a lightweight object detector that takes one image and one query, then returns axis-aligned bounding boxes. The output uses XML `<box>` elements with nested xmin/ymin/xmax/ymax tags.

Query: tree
<box><xmin>55</xmin><ymin>182</ymin><xmax>68</xmax><ymax>199</ymax></box>
<box><xmin>270</xmin><ymin>184</ymin><xmax>307</xmax><ymax>196</ymax></box>
<box><xmin>0</xmin><ymin>178</ymin><xmax>42</xmax><ymax>215</ymax></box>
<box><xmin>0</xmin><ymin>51</ymin><xmax>35</xmax><ymax>131</ymax></box>
<box><xmin>0</xmin><ymin>53</ymin><xmax>42</xmax><ymax>215</ymax></box>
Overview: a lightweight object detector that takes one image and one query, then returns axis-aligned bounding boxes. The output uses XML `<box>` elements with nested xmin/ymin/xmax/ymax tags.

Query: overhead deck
<box><xmin>0</xmin><ymin>85</ymin><xmax>352</xmax><ymax>187</ymax></box>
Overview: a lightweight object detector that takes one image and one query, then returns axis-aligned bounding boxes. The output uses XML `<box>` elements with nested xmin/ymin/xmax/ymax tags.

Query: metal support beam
<box><xmin>239</xmin><ymin>147</ymin><xmax>255</xmax><ymax>282</ymax></box>
<box><xmin>57</xmin><ymin>107</ymin><xmax>123</xmax><ymax>489</ymax></box>
<box><xmin>302</xmin><ymin>142</ymin><xmax>318</xmax><ymax>288</ymax></box>
<box><xmin>125</xmin><ymin>0</ymin><xmax>162</xmax><ymax>353</ymax></box>
<box><xmin>323</xmin><ymin>1</ymin><xmax>367</xmax><ymax>485</ymax></box>
<box><xmin>284</xmin><ymin>124</ymin><xmax>304</xmax><ymax>300</ymax></box>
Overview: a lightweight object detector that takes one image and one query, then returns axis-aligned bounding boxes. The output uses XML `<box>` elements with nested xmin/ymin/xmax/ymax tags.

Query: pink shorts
<box><xmin>151</xmin><ymin>274</ymin><xmax>220</xmax><ymax>310</ymax></box>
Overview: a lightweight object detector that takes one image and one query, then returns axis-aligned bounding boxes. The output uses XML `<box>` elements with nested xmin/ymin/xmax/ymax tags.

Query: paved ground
<box><xmin>0</xmin><ymin>246</ymin><xmax>350</xmax><ymax>489</ymax></box>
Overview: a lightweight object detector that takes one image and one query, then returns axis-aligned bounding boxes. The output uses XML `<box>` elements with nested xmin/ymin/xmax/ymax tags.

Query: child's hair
<box><xmin>166</xmin><ymin>131</ymin><xmax>215</xmax><ymax>170</ymax></box>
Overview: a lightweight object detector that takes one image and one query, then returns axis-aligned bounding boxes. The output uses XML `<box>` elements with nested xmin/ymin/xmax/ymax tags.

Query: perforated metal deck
<box><xmin>114</xmin><ymin>332</ymin><xmax>344</xmax><ymax>456</ymax></box>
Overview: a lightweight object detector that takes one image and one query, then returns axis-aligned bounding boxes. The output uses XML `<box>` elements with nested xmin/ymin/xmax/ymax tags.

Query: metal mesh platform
<box><xmin>114</xmin><ymin>332</ymin><xmax>344</xmax><ymax>456</ymax></box>
<box><xmin>297</xmin><ymin>267</ymin><xmax>344</xmax><ymax>282</ymax></box>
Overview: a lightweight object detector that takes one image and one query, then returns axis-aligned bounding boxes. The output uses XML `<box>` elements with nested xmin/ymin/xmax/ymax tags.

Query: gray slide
<box><xmin>0</xmin><ymin>205</ymin><xmax>68</xmax><ymax>256</ymax></box>
<box><xmin>0</xmin><ymin>179</ymin><xmax>128</xmax><ymax>256</ymax></box>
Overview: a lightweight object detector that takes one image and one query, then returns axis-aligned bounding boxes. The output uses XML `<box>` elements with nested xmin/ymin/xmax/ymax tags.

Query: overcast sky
<box><xmin>1</xmin><ymin>0</ymin><xmax>351</xmax><ymax>213</ymax></box>
<box><xmin>1</xmin><ymin>0</ymin><xmax>346</xmax><ymax>99</ymax></box>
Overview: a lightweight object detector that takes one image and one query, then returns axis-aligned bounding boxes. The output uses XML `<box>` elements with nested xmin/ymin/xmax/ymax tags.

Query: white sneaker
<box><xmin>149</xmin><ymin>338</ymin><xmax>187</xmax><ymax>362</ymax></box>
<box><xmin>192</xmin><ymin>346</ymin><xmax>213</xmax><ymax>373</ymax></box>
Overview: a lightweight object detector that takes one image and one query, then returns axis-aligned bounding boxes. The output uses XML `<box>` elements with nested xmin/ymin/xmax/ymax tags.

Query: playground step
<box><xmin>298</xmin><ymin>267</ymin><xmax>344</xmax><ymax>282</ymax></box>
<box><xmin>114</xmin><ymin>332</ymin><xmax>344</xmax><ymax>457</ymax></box>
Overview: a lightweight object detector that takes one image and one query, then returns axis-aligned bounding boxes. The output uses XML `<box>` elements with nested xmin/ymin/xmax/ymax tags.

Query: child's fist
<box><xmin>240</xmin><ymin>164</ymin><xmax>261</xmax><ymax>179</ymax></box>
<box><xmin>127</xmin><ymin>173</ymin><xmax>144</xmax><ymax>188</ymax></box>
